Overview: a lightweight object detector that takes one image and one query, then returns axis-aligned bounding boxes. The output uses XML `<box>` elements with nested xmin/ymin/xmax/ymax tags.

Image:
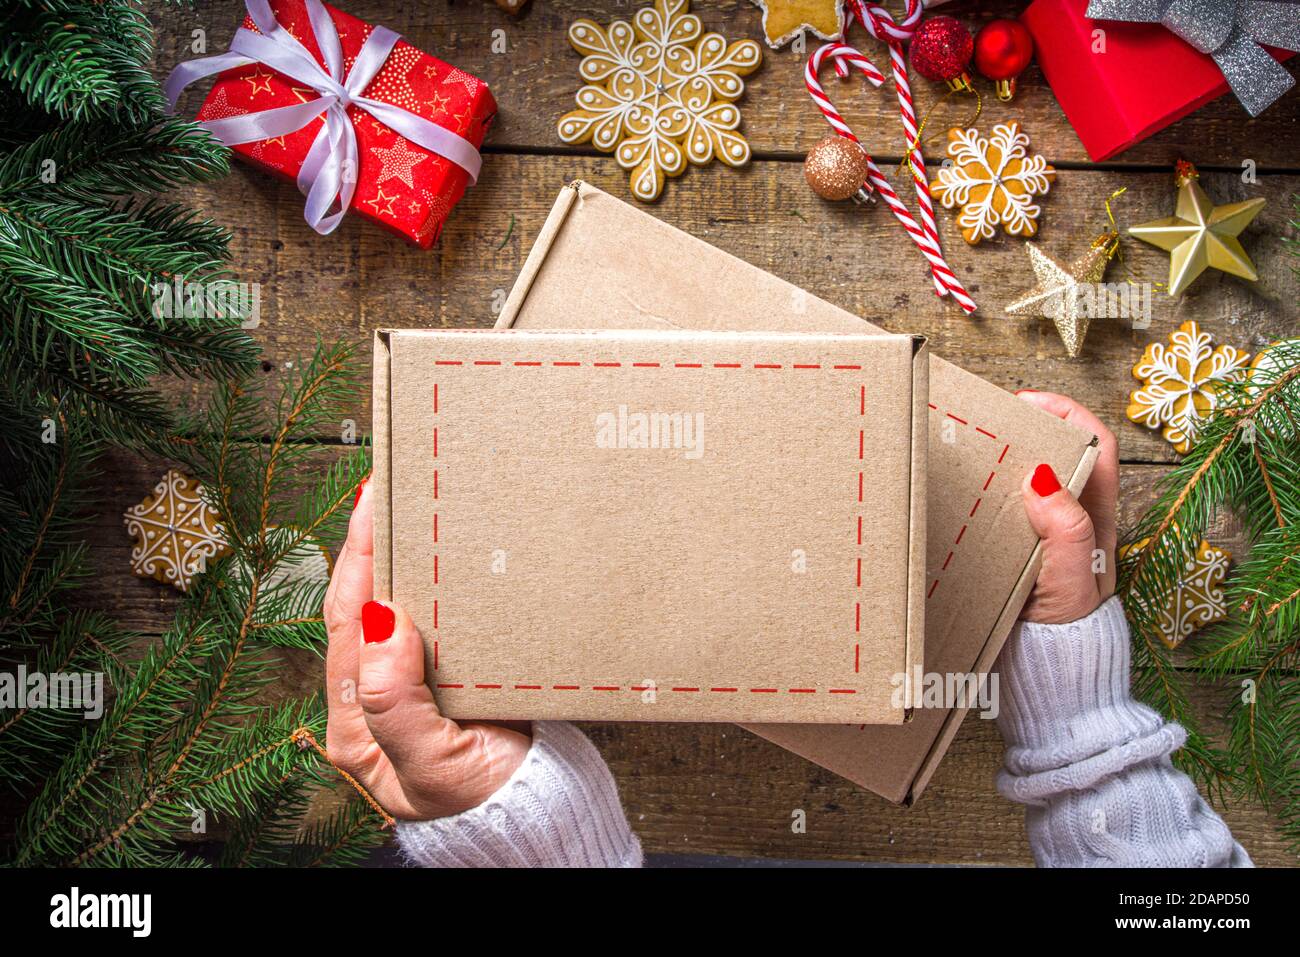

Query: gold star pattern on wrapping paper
<box><xmin>426</xmin><ymin>90</ymin><xmax>453</xmax><ymax>115</ymax></box>
<box><xmin>1005</xmin><ymin>232</ymin><xmax>1118</xmax><ymax>358</ymax></box>
<box><xmin>1128</xmin><ymin>161</ymin><xmax>1266</xmax><ymax>297</ymax></box>
<box><xmin>443</xmin><ymin>68</ymin><xmax>482</xmax><ymax>97</ymax></box>
<box><xmin>204</xmin><ymin>88</ymin><xmax>245</xmax><ymax>120</ymax></box>
<box><xmin>371</xmin><ymin>138</ymin><xmax>428</xmax><ymax>188</ymax></box>
<box><xmin>749</xmin><ymin>0</ymin><xmax>845</xmax><ymax>48</ymax></box>
<box><xmin>123</xmin><ymin>470</ymin><xmax>232</xmax><ymax>592</ymax></box>
<box><xmin>1119</xmin><ymin>536</ymin><xmax>1231</xmax><ymax>648</ymax></box>
<box><xmin>1127</xmin><ymin>320</ymin><xmax>1251</xmax><ymax>454</ymax></box>
<box><xmin>364</xmin><ymin>186</ymin><xmax>398</xmax><ymax>217</ymax></box>
<box><xmin>416</xmin><ymin>190</ymin><xmax>454</xmax><ymax>245</ymax></box>
<box><xmin>362</xmin><ymin>45</ymin><xmax>427</xmax><ymax>117</ymax></box>
<box><xmin>243</xmin><ymin>69</ymin><xmax>276</xmax><ymax>98</ymax></box>
<box><xmin>453</xmin><ymin>105</ymin><xmax>475</xmax><ymax>135</ymax></box>
<box><xmin>930</xmin><ymin>122</ymin><xmax>1056</xmax><ymax>245</ymax></box>
<box><xmin>557</xmin><ymin>0</ymin><xmax>762</xmax><ymax>202</ymax></box>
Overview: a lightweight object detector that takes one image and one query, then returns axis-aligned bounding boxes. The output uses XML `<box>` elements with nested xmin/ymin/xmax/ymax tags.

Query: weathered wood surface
<box><xmin>74</xmin><ymin>0</ymin><xmax>1299</xmax><ymax>864</ymax></box>
<box><xmin>83</xmin><ymin>453</ymin><xmax>1297</xmax><ymax>865</ymax></box>
<box><xmin>165</xmin><ymin>154</ymin><xmax>1300</xmax><ymax>465</ymax></box>
<box><xmin>153</xmin><ymin>0</ymin><xmax>1300</xmax><ymax>169</ymax></box>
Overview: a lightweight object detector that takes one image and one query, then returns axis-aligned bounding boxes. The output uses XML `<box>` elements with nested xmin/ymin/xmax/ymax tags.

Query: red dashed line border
<box><xmin>924</xmin><ymin>407</ymin><xmax>1011</xmax><ymax>601</ymax></box>
<box><xmin>429</xmin><ymin>359</ymin><xmax>867</xmax><ymax>371</ymax></box>
<box><xmin>430</xmin><ymin>363</ymin><xmax>874</xmax><ymax>697</ymax></box>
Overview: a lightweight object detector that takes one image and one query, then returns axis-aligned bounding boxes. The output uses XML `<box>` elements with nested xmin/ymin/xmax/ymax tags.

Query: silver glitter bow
<box><xmin>1086</xmin><ymin>0</ymin><xmax>1300</xmax><ymax>115</ymax></box>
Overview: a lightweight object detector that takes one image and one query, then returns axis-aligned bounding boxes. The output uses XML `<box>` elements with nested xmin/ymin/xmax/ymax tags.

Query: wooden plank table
<box><xmin>127</xmin><ymin>0</ymin><xmax>1300</xmax><ymax>864</ymax></box>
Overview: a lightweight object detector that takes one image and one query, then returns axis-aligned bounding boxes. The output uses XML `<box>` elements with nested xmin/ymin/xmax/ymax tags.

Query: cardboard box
<box><xmin>495</xmin><ymin>182</ymin><xmax>1100</xmax><ymax>802</ymax></box>
<box><xmin>373</xmin><ymin>327</ymin><xmax>928</xmax><ymax>723</ymax></box>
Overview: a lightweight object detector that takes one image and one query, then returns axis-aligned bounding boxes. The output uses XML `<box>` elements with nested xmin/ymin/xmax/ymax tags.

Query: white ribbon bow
<box><xmin>165</xmin><ymin>0</ymin><xmax>483</xmax><ymax>234</ymax></box>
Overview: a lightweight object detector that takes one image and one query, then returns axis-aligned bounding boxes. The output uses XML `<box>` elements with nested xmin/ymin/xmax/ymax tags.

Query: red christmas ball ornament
<box><xmin>974</xmin><ymin>19</ymin><xmax>1034</xmax><ymax>101</ymax></box>
<box><xmin>910</xmin><ymin>16</ymin><xmax>974</xmax><ymax>93</ymax></box>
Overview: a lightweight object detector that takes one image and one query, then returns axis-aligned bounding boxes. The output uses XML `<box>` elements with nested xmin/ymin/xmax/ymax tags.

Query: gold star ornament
<box><xmin>1005</xmin><ymin>231</ymin><xmax>1118</xmax><ymax>358</ymax></box>
<box><xmin>1128</xmin><ymin>161</ymin><xmax>1265</xmax><ymax>297</ymax></box>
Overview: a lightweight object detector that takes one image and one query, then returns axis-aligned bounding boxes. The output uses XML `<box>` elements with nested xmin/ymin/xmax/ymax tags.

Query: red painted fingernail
<box><xmin>361</xmin><ymin>601</ymin><xmax>395</xmax><ymax>643</ymax></box>
<box><xmin>353</xmin><ymin>475</ymin><xmax>369</xmax><ymax>508</ymax></box>
<box><xmin>1030</xmin><ymin>463</ymin><xmax>1062</xmax><ymax>497</ymax></box>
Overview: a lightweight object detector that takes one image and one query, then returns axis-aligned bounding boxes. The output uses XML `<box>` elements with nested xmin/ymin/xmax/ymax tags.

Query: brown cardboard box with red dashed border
<box><xmin>476</xmin><ymin>182</ymin><xmax>1099</xmax><ymax>804</ymax></box>
<box><xmin>373</xmin><ymin>325</ymin><xmax>927</xmax><ymax>725</ymax></box>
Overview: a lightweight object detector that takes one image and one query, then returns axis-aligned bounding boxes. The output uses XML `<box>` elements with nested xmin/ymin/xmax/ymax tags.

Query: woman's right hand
<box><xmin>1014</xmin><ymin>391</ymin><xmax>1121</xmax><ymax>625</ymax></box>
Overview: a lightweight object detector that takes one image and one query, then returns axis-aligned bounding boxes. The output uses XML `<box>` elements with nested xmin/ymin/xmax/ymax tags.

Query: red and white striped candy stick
<box><xmin>804</xmin><ymin>0</ymin><xmax>977</xmax><ymax>313</ymax></box>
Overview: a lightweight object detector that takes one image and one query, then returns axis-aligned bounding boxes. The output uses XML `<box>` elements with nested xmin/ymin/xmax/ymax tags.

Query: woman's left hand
<box><xmin>321</xmin><ymin>478</ymin><xmax>532</xmax><ymax>820</ymax></box>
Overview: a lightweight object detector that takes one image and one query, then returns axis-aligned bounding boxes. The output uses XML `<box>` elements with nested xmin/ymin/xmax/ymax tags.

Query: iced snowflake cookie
<box><xmin>1127</xmin><ymin>320</ymin><xmax>1251</xmax><ymax>454</ymax></box>
<box><xmin>556</xmin><ymin>0</ymin><xmax>762</xmax><ymax>202</ymax></box>
<box><xmin>1119</xmin><ymin>536</ymin><xmax>1231</xmax><ymax>648</ymax></box>
<box><xmin>124</xmin><ymin>470</ymin><xmax>231</xmax><ymax>591</ymax></box>
<box><xmin>930</xmin><ymin>121</ymin><xmax>1055</xmax><ymax>245</ymax></box>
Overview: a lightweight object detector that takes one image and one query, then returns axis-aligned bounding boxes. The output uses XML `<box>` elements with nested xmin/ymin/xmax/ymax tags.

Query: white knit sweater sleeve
<box><xmin>995</xmin><ymin>596</ymin><xmax>1251</xmax><ymax>867</ymax></box>
<box><xmin>394</xmin><ymin>721</ymin><xmax>643</xmax><ymax>867</ymax></box>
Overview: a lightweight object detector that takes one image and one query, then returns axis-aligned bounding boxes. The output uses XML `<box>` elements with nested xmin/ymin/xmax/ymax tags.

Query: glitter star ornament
<box><xmin>124</xmin><ymin>470</ymin><xmax>232</xmax><ymax>591</ymax></box>
<box><xmin>1005</xmin><ymin>231</ymin><xmax>1118</xmax><ymax>358</ymax></box>
<box><xmin>1119</xmin><ymin>536</ymin><xmax>1231</xmax><ymax>648</ymax></box>
<box><xmin>557</xmin><ymin>0</ymin><xmax>762</xmax><ymax>202</ymax></box>
<box><xmin>749</xmin><ymin>0</ymin><xmax>845</xmax><ymax>48</ymax></box>
<box><xmin>930</xmin><ymin>121</ymin><xmax>1056</xmax><ymax>244</ymax></box>
<box><xmin>1128</xmin><ymin>161</ymin><xmax>1265</xmax><ymax>297</ymax></box>
<box><xmin>1127</xmin><ymin>320</ymin><xmax>1251</xmax><ymax>453</ymax></box>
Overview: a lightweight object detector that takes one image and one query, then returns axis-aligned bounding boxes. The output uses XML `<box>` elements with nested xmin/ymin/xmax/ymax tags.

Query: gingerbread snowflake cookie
<box><xmin>930</xmin><ymin>121</ymin><xmax>1055</xmax><ymax>244</ymax></box>
<box><xmin>1127</xmin><ymin>320</ymin><xmax>1251</xmax><ymax>454</ymax></box>
<box><xmin>1120</xmin><ymin>536</ymin><xmax>1231</xmax><ymax>648</ymax></box>
<box><xmin>124</xmin><ymin>469</ymin><xmax>231</xmax><ymax>591</ymax></box>
<box><xmin>750</xmin><ymin>0</ymin><xmax>845</xmax><ymax>48</ymax></box>
<box><xmin>556</xmin><ymin>0</ymin><xmax>762</xmax><ymax>201</ymax></box>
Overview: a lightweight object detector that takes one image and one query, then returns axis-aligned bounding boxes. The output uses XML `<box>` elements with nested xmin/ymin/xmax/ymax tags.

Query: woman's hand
<box><xmin>1015</xmin><ymin>391</ymin><xmax>1120</xmax><ymax>625</ymax></box>
<box><xmin>322</xmin><ymin>478</ymin><xmax>531</xmax><ymax>820</ymax></box>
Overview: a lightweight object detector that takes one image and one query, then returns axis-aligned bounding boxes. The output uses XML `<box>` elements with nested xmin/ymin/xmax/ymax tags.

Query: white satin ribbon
<box><xmin>165</xmin><ymin>0</ymin><xmax>483</xmax><ymax>234</ymax></box>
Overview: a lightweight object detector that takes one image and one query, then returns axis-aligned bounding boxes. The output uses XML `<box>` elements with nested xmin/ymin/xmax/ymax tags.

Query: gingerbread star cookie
<box><xmin>124</xmin><ymin>469</ymin><xmax>231</xmax><ymax>591</ymax></box>
<box><xmin>930</xmin><ymin>121</ymin><xmax>1056</xmax><ymax>245</ymax></box>
<box><xmin>1119</xmin><ymin>536</ymin><xmax>1232</xmax><ymax>648</ymax></box>
<box><xmin>750</xmin><ymin>0</ymin><xmax>845</xmax><ymax>48</ymax></box>
<box><xmin>1127</xmin><ymin>320</ymin><xmax>1251</xmax><ymax>454</ymax></box>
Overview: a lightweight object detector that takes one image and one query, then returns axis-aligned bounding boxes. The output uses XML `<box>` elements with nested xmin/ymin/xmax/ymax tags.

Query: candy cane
<box><xmin>854</xmin><ymin>1</ymin><xmax>947</xmax><ymax>298</ymax></box>
<box><xmin>804</xmin><ymin>1</ymin><xmax>976</xmax><ymax>314</ymax></box>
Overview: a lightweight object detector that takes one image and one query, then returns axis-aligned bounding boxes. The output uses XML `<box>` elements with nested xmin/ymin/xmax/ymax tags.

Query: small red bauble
<box><xmin>974</xmin><ymin>19</ymin><xmax>1034</xmax><ymax>101</ymax></box>
<box><xmin>910</xmin><ymin>15</ymin><xmax>974</xmax><ymax>92</ymax></box>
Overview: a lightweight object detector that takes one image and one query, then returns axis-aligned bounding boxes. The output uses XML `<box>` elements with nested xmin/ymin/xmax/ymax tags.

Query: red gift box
<box><xmin>195</xmin><ymin>0</ymin><xmax>496</xmax><ymax>247</ymax></box>
<box><xmin>1022</xmin><ymin>0</ymin><xmax>1292</xmax><ymax>161</ymax></box>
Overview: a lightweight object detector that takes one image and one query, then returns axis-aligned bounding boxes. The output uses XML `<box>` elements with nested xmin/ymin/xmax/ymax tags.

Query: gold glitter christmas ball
<box><xmin>804</xmin><ymin>135</ymin><xmax>870</xmax><ymax>201</ymax></box>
